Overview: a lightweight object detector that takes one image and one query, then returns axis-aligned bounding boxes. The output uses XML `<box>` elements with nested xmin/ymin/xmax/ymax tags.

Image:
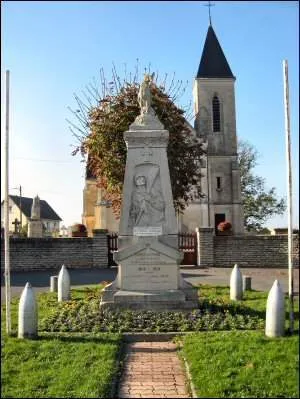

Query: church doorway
<box><xmin>215</xmin><ymin>213</ymin><xmax>225</xmax><ymax>235</ymax></box>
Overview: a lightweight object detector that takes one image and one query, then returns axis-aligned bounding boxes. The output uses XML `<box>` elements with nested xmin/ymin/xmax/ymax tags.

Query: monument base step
<box><xmin>100</xmin><ymin>288</ymin><xmax>199</xmax><ymax>310</ymax></box>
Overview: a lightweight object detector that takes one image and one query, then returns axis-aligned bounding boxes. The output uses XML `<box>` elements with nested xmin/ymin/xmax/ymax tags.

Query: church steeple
<box><xmin>196</xmin><ymin>26</ymin><xmax>234</xmax><ymax>79</ymax></box>
<box><xmin>192</xmin><ymin>23</ymin><xmax>244</xmax><ymax>235</ymax></box>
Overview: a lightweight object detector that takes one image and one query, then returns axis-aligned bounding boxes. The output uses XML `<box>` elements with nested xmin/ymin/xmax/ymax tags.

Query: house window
<box><xmin>216</xmin><ymin>177</ymin><xmax>222</xmax><ymax>190</ymax></box>
<box><xmin>212</xmin><ymin>96</ymin><xmax>221</xmax><ymax>132</ymax></box>
<box><xmin>9</xmin><ymin>206</ymin><xmax>12</xmax><ymax>213</ymax></box>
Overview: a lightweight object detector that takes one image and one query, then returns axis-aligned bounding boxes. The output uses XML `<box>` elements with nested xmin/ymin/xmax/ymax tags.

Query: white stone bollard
<box><xmin>18</xmin><ymin>282</ymin><xmax>38</xmax><ymax>339</ymax></box>
<box><xmin>230</xmin><ymin>264</ymin><xmax>243</xmax><ymax>300</ymax></box>
<box><xmin>50</xmin><ymin>275</ymin><xmax>58</xmax><ymax>292</ymax></box>
<box><xmin>58</xmin><ymin>264</ymin><xmax>70</xmax><ymax>302</ymax></box>
<box><xmin>265</xmin><ymin>280</ymin><xmax>285</xmax><ymax>337</ymax></box>
<box><xmin>243</xmin><ymin>276</ymin><xmax>252</xmax><ymax>292</ymax></box>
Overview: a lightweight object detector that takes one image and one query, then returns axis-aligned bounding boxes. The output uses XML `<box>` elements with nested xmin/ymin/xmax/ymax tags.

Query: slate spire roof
<box><xmin>8</xmin><ymin>195</ymin><xmax>62</xmax><ymax>221</ymax></box>
<box><xmin>196</xmin><ymin>25</ymin><xmax>234</xmax><ymax>79</ymax></box>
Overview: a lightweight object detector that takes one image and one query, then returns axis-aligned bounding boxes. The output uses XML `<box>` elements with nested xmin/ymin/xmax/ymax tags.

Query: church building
<box><xmin>82</xmin><ymin>22</ymin><xmax>244</xmax><ymax>236</ymax></box>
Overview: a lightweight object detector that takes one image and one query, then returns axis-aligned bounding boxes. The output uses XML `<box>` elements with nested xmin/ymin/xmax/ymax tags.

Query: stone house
<box><xmin>1</xmin><ymin>195</ymin><xmax>62</xmax><ymax>235</ymax></box>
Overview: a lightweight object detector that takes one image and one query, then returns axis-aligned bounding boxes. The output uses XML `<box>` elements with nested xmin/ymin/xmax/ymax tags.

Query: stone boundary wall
<box><xmin>196</xmin><ymin>228</ymin><xmax>214</xmax><ymax>267</ymax></box>
<box><xmin>1</xmin><ymin>230</ymin><xmax>108</xmax><ymax>271</ymax></box>
<box><xmin>2</xmin><ymin>229</ymin><xmax>299</xmax><ymax>271</ymax></box>
<box><xmin>213</xmin><ymin>234</ymin><xmax>299</xmax><ymax>268</ymax></box>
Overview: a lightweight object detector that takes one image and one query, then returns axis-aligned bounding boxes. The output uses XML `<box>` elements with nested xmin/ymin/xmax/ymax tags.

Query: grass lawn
<box><xmin>199</xmin><ymin>284</ymin><xmax>299</xmax><ymax>330</ymax></box>
<box><xmin>1</xmin><ymin>283</ymin><xmax>299</xmax><ymax>398</ymax></box>
<box><xmin>179</xmin><ymin>284</ymin><xmax>299</xmax><ymax>398</ymax></box>
<box><xmin>1</xmin><ymin>285</ymin><xmax>122</xmax><ymax>398</ymax></box>
<box><xmin>180</xmin><ymin>330</ymin><xmax>299</xmax><ymax>398</ymax></box>
<box><xmin>2</xmin><ymin>333</ymin><xmax>121</xmax><ymax>398</ymax></box>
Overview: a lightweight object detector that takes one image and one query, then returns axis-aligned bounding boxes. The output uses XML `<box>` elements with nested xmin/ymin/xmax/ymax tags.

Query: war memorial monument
<box><xmin>101</xmin><ymin>75</ymin><xmax>198</xmax><ymax>310</ymax></box>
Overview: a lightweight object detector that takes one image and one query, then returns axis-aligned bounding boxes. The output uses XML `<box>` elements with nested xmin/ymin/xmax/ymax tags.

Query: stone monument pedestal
<box><xmin>101</xmin><ymin>235</ymin><xmax>198</xmax><ymax>310</ymax></box>
<box><xmin>102</xmin><ymin>286</ymin><xmax>198</xmax><ymax>311</ymax></box>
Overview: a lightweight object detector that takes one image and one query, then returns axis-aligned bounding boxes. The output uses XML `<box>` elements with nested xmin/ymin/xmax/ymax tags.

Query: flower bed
<box><xmin>39</xmin><ymin>286</ymin><xmax>265</xmax><ymax>333</ymax></box>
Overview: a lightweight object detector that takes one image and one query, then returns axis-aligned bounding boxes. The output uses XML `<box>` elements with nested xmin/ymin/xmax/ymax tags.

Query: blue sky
<box><xmin>1</xmin><ymin>1</ymin><xmax>299</xmax><ymax>228</ymax></box>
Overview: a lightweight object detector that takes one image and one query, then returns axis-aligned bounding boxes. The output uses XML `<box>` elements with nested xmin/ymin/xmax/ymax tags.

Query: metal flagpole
<box><xmin>4</xmin><ymin>69</ymin><xmax>12</xmax><ymax>335</ymax></box>
<box><xmin>283</xmin><ymin>60</ymin><xmax>294</xmax><ymax>334</ymax></box>
<box><xmin>20</xmin><ymin>185</ymin><xmax>22</xmax><ymax>230</ymax></box>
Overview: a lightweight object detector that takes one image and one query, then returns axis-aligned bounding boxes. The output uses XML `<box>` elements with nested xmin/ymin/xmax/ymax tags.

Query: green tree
<box><xmin>69</xmin><ymin>65</ymin><xmax>204</xmax><ymax>217</ymax></box>
<box><xmin>238</xmin><ymin>140</ymin><xmax>286</xmax><ymax>232</ymax></box>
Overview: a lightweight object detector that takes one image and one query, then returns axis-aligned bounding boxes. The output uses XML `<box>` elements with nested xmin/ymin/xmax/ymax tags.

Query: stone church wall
<box><xmin>1</xmin><ymin>230</ymin><xmax>108</xmax><ymax>271</ymax></box>
<box><xmin>213</xmin><ymin>234</ymin><xmax>299</xmax><ymax>268</ymax></box>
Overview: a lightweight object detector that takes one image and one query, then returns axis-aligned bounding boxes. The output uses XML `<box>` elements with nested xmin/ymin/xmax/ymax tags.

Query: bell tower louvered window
<box><xmin>212</xmin><ymin>95</ymin><xmax>221</xmax><ymax>132</ymax></box>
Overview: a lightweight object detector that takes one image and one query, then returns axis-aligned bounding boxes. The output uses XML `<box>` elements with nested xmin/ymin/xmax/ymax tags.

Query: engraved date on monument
<box><xmin>138</xmin><ymin>266</ymin><xmax>161</xmax><ymax>272</ymax></box>
<box><xmin>133</xmin><ymin>254</ymin><xmax>167</xmax><ymax>264</ymax></box>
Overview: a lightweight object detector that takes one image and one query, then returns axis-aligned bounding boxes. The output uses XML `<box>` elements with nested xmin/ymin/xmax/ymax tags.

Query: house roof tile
<box><xmin>9</xmin><ymin>195</ymin><xmax>62</xmax><ymax>221</ymax></box>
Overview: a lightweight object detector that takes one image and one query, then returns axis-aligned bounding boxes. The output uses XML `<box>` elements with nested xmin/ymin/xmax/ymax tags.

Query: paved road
<box><xmin>181</xmin><ymin>266</ymin><xmax>299</xmax><ymax>295</ymax></box>
<box><xmin>1</xmin><ymin>266</ymin><xmax>299</xmax><ymax>303</ymax></box>
<box><xmin>1</xmin><ymin>267</ymin><xmax>118</xmax><ymax>303</ymax></box>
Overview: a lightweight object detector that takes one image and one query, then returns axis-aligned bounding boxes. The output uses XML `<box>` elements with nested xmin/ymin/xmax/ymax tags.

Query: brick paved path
<box><xmin>118</xmin><ymin>341</ymin><xmax>191</xmax><ymax>398</ymax></box>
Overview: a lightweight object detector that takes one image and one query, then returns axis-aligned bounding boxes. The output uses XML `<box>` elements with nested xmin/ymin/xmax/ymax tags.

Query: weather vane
<box><xmin>204</xmin><ymin>1</ymin><xmax>215</xmax><ymax>25</ymax></box>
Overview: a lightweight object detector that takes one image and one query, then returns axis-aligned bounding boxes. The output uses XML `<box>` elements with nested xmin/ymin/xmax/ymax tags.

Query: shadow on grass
<box><xmin>198</xmin><ymin>284</ymin><xmax>299</xmax><ymax>321</ymax></box>
<box><xmin>127</xmin><ymin>346</ymin><xmax>177</xmax><ymax>354</ymax></box>
<box><xmin>286</xmin><ymin>310</ymin><xmax>299</xmax><ymax>321</ymax></box>
<box><xmin>285</xmin><ymin>328</ymin><xmax>300</xmax><ymax>337</ymax></box>
<box><xmin>198</xmin><ymin>299</ymin><xmax>266</xmax><ymax>320</ymax></box>
<box><xmin>37</xmin><ymin>333</ymin><xmax>121</xmax><ymax>344</ymax></box>
<box><xmin>2</xmin><ymin>331</ymin><xmax>122</xmax><ymax>345</ymax></box>
<box><xmin>181</xmin><ymin>273</ymin><xmax>213</xmax><ymax>279</ymax></box>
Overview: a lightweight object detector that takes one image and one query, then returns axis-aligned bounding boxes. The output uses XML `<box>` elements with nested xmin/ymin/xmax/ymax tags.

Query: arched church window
<box><xmin>212</xmin><ymin>96</ymin><xmax>221</xmax><ymax>132</ymax></box>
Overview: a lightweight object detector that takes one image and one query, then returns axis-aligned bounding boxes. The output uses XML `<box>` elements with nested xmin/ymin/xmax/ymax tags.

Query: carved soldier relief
<box><xmin>129</xmin><ymin>163</ymin><xmax>165</xmax><ymax>228</ymax></box>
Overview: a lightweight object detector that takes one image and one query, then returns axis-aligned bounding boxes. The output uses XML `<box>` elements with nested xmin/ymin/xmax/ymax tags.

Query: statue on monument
<box><xmin>130</xmin><ymin>74</ymin><xmax>164</xmax><ymax>130</ymax></box>
<box><xmin>138</xmin><ymin>74</ymin><xmax>152</xmax><ymax>114</ymax></box>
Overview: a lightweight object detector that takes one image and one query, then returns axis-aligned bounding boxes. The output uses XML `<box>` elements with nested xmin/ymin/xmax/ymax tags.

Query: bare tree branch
<box><xmin>81</xmin><ymin>90</ymin><xmax>93</xmax><ymax>108</ymax></box>
<box><xmin>112</xmin><ymin>61</ymin><xmax>122</xmax><ymax>92</ymax></box>
<box><xmin>66</xmin><ymin>119</ymin><xmax>88</xmax><ymax>138</ymax></box>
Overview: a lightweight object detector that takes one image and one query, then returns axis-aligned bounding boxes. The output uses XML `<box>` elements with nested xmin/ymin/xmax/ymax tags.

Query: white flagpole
<box><xmin>4</xmin><ymin>69</ymin><xmax>12</xmax><ymax>335</ymax></box>
<box><xmin>283</xmin><ymin>60</ymin><xmax>294</xmax><ymax>334</ymax></box>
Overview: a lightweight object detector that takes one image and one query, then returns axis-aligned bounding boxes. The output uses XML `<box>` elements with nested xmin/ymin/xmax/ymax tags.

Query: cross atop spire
<box><xmin>204</xmin><ymin>1</ymin><xmax>215</xmax><ymax>26</ymax></box>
